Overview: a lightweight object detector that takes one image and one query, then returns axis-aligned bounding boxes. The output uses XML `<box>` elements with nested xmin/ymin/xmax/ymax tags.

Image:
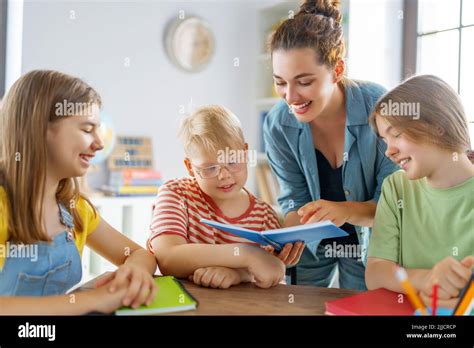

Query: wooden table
<box><xmin>80</xmin><ymin>274</ymin><xmax>359</xmax><ymax>315</ymax></box>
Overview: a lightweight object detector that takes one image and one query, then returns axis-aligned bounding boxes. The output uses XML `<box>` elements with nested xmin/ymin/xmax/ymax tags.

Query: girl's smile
<box><xmin>47</xmin><ymin>109</ymin><xmax>104</xmax><ymax>179</ymax></box>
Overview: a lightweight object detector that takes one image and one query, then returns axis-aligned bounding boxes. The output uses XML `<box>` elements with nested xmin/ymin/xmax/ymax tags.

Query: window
<box><xmin>416</xmin><ymin>0</ymin><xmax>474</xmax><ymax>145</ymax></box>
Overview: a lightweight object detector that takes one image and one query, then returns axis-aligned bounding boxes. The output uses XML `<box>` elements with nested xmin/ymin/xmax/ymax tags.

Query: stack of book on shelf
<box><xmin>102</xmin><ymin>169</ymin><xmax>162</xmax><ymax>197</ymax></box>
<box><xmin>101</xmin><ymin>136</ymin><xmax>162</xmax><ymax>197</ymax></box>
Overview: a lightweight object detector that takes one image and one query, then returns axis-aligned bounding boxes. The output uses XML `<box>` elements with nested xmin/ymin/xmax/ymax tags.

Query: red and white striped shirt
<box><xmin>147</xmin><ymin>177</ymin><xmax>281</xmax><ymax>251</ymax></box>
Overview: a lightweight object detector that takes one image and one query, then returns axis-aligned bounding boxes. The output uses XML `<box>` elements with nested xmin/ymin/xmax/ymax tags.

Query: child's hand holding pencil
<box><xmin>419</xmin><ymin>255</ymin><xmax>474</xmax><ymax>309</ymax></box>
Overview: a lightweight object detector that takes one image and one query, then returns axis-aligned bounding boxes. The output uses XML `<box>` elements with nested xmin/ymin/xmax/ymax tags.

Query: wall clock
<box><xmin>165</xmin><ymin>17</ymin><xmax>215</xmax><ymax>73</ymax></box>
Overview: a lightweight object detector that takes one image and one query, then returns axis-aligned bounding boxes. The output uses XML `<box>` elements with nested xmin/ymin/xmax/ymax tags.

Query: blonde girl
<box><xmin>0</xmin><ymin>70</ymin><xmax>157</xmax><ymax>314</ymax></box>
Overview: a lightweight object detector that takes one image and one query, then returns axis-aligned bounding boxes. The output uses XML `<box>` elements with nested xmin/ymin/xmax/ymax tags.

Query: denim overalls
<box><xmin>0</xmin><ymin>203</ymin><xmax>82</xmax><ymax>296</ymax></box>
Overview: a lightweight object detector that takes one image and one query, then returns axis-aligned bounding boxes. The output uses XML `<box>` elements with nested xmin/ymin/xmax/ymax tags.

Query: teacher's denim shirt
<box><xmin>263</xmin><ymin>79</ymin><xmax>398</xmax><ymax>264</ymax></box>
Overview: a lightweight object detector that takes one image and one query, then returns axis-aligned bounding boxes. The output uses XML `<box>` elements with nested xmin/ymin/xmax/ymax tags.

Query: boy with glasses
<box><xmin>147</xmin><ymin>105</ymin><xmax>304</xmax><ymax>289</ymax></box>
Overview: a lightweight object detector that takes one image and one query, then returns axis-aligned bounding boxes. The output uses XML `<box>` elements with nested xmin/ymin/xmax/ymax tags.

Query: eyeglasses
<box><xmin>192</xmin><ymin>162</ymin><xmax>246</xmax><ymax>179</ymax></box>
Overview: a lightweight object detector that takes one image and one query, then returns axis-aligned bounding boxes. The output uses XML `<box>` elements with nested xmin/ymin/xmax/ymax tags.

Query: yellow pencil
<box><xmin>453</xmin><ymin>279</ymin><xmax>473</xmax><ymax>316</ymax></box>
<box><xmin>395</xmin><ymin>267</ymin><xmax>427</xmax><ymax>315</ymax></box>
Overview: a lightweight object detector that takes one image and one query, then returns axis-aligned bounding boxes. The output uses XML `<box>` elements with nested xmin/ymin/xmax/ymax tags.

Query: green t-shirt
<box><xmin>368</xmin><ymin>170</ymin><xmax>474</xmax><ymax>269</ymax></box>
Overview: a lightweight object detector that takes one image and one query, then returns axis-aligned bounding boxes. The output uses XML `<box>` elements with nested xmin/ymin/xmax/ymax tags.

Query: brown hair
<box><xmin>369</xmin><ymin>74</ymin><xmax>473</xmax><ymax>160</ymax></box>
<box><xmin>178</xmin><ymin>105</ymin><xmax>245</xmax><ymax>157</ymax></box>
<box><xmin>0</xmin><ymin>70</ymin><xmax>100</xmax><ymax>243</ymax></box>
<box><xmin>270</xmin><ymin>0</ymin><xmax>344</xmax><ymax>69</ymax></box>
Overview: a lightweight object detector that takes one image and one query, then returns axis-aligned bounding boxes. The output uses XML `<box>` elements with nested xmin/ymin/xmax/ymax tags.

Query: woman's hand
<box><xmin>95</xmin><ymin>263</ymin><xmax>158</xmax><ymax>309</ymax></box>
<box><xmin>298</xmin><ymin>200</ymin><xmax>350</xmax><ymax>227</ymax></box>
<box><xmin>262</xmin><ymin>242</ymin><xmax>305</xmax><ymax>266</ymax></box>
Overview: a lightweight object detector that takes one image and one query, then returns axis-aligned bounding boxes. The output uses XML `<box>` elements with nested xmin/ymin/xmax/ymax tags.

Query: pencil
<box><xmin>432</xmin><ymin>283</ymin><xmax>438</xmax><ymax>316</ymax></box>
<box><xmin>453</xmin><ymin>274</ymin><xmax>473</xmax><ymax>316</ymax></box>
<box><xmin>395</xmin><ymin>267</ymin><xmax>427</xmax><ymax>315</ymax></box>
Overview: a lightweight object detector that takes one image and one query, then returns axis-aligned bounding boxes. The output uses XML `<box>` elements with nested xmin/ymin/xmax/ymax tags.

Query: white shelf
<box><xmin>79</xmin><ymin>195</ymin><xmax>156</xmax><ymax>283</ymax></box>
<box><xmin>91</xmin><ymin>194</ymin><xmax>156</xmax><ymax>207</ymax></box>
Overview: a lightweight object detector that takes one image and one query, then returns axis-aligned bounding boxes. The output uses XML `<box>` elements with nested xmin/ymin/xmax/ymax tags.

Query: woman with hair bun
<box><xmin>263</xmin><ymin>0</ymin><xmax>398</xmax><ymax>289</ymax></box>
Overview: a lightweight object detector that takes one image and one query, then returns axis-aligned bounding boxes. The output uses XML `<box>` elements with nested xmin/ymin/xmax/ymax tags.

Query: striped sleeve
<box><xmin>264</xmin><ymin>204</ymin><xmax>282</xmax><ymax>230</ymax></box>
<box><xmin>147</xmin><ymin>183</ymin><xmax>188</xmax><ymax>252</ymax></box>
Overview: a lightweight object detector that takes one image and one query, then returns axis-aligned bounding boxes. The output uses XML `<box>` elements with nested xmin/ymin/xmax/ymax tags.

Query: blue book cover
<box><xmin>200</xmin><ymin>218</ymin><xmax>348</xmax><ymax>251</ymax></box>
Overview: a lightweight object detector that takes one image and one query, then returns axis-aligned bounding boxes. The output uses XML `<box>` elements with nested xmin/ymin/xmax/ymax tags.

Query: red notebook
<box><xmin>325</xmin><ymin>288</ymin><xmax>414</xmax><ymax>315</ymax></box>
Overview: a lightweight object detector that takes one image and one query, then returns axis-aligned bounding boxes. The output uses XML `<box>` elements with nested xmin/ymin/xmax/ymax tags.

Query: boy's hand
<box><xmin>263</xmin><ymin>242</ymin><xmax>305</xmax><ymax>266</ymax></box>
<box><xmin>246</xmin><ymin>246</ymin><xmax>286</xmax><ymax>288</ymax></box>
<box><xmin>419</xmin><ymin>256</ymin><xmax>474</xmax><ymax>301</ymax></box>
<box><xmin>189</xmin><ymin>266</ymin><xmax>242</xmax><ymax>289</ymax></box>
<box><xmin>298</xmin><ymin>200</ymin><xmax>350</xmax><ymax>227</ymax></box>
<box><xmin>95</xmin><ymin>264</ymin><xmax>158</xmax><ymax>309</ymax></box>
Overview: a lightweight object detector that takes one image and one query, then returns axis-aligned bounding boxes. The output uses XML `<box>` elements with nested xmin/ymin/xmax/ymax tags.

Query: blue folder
<box><xmin>200</xmin><ymin>218</ymin><xmax>349</xmax><ymax>251</ymax></box>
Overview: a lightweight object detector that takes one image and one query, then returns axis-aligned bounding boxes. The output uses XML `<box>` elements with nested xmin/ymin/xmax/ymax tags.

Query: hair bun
<box><xmin>299</xmin><ymin>0</ymin><xmax>342</xmax><ymax>24</ymax></box>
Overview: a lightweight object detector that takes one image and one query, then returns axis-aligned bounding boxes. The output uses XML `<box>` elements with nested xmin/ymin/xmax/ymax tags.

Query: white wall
<box><xmin>5</xmin><ymin>0</ymin><xmax>23</xmax><ymax>92</ymax></box>
<box><xmin>347</xmin><ymin>0</ymin><xmax>404</xmax><ymax>89</ymax></box>
<box><xmin>20</xmin><ymin>0</ymin><xmax>259</xmax><ymax>190</ymax></box>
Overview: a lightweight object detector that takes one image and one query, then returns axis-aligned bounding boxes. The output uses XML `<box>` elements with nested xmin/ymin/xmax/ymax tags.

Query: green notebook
<box><xmin>116</xmin><ymin>276</ymin><xmax>198</xmax><ymax>315</ymax></box>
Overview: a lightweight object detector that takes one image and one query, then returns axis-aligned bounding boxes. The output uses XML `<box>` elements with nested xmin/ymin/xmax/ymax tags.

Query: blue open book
<box><xmin>200</xmin><ymin>218</ymin><xmax>348</xmax><ymax>251</ymax></box>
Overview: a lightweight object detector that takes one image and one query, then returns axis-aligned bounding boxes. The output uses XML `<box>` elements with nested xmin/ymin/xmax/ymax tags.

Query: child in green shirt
<box><xmin>365</xmin><ymin>75</ymin><xmax>474</xmax><ymax>309</ymax></box>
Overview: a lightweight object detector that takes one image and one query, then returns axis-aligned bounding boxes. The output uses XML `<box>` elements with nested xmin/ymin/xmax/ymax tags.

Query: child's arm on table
<box><xmin>366</xmin><ymin>256</ymin><xmax>474</xmax><ymax>308</ymax></box>
<box><xmin>0</xmin><ymin>219</ymin><xmax>158</xmax><ymax>315</ymax></box>
<box><xmin>189</xmin><ymin>266</ymin><xmax>253</xmax><ymax>289</ymax></box>
<box><xmin>0</xmin><ymin>282</ymin><xmax>129</xmax><ymax>315</ymax></box>
<box><xmin>151</xmin><ymin>234</ymin><xmax>285</xmax><ymax>288</ymax></box>
<box><xmin>366</xmin><ymin>257</ymin><xmax>430</xmax><ymax>293</ymax></box>
<box><xmin>189</xmin><ymin>243</ymin><xmax>305</xmax><ymax>288</ymax></box>
<box><xmin>86</xmin><ymin>219</ymin><xmax>158</xmax><ymax>309</ymax></box>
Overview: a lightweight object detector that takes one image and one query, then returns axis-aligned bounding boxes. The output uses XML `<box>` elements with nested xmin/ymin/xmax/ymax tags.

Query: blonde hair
<box><xmin>178</xmin><ymin>105</ymin><xmax>245</xmax><ymax>157</ymax></box>
<box><xmin>369</xmin><ymin>75</ymin><xmax>472</xmax><ymax>157</ymax></box>
<box><xmin>0</xmin><ymin>70</ymin><xmax>100</xmax><ymax>244</ymax></box>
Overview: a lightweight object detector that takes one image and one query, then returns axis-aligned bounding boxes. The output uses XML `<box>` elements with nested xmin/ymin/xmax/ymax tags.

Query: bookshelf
<box><xmin>255</xmin><ymin>1</ymin><xmax>301</xmax><ymax>215</ymax></box>
<box><xmin>255</xmin><ymin>1</ymin><xmax>300</xmax><ymax>107</ymax></box>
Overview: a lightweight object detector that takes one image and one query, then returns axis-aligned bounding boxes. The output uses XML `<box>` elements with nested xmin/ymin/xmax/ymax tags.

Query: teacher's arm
<box><xmin>298</xmin><ymin>137</ymin><xmax>398</xmax><ymax>228</ymax></box>
<box><xmin>298</xmin><ymin>200</ymin><xmax>376</xmax><ymax>228</ymax></box>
